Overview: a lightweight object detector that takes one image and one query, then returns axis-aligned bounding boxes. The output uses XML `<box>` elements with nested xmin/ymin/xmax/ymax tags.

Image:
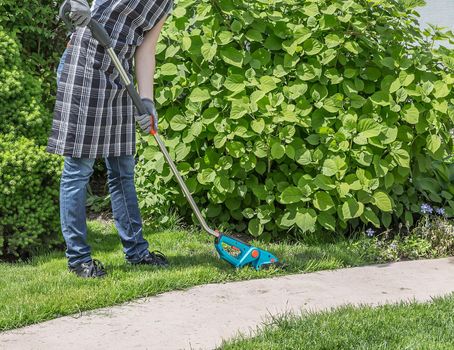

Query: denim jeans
<box><xmin>60</xmin><ymin>156</ymin><xmax>149</xmax><ymax>267</ymax></box>
<box><xmin>57</xmin><ymin>48</ymin><xmax>68</xmax><ymax>82</ymax></box>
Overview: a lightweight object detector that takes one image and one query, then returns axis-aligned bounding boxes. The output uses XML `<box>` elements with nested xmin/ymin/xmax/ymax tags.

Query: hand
<box><xmin>136</xmin><ymin>98</ymin><xmax>158</xmax><ymax>134</ymax></box>
<box><xmin>68</xmin><ymin>0</ymin><xmax>91</xmax><ymax>27</ymax></box>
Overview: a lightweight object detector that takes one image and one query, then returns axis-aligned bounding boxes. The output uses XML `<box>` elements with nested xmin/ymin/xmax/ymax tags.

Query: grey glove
<box><xmin>136</xmin><ymin>98</ymin><xmax>158</xmax><ymax>134</ymax></box>
<box><xmin>68</xmin><ymin>0</ymin><xmax>91</xmax><ymax>27</ymax></box>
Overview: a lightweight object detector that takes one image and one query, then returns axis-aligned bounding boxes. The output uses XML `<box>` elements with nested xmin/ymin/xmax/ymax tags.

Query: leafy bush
<box><xmin>136</xmin><ymin>0</ymin><xmax>454</xmax><ymax>239</ymax></box>
<box><xmin>0</xmin><ymin>134</ymin><xmax>63</xmax><ymax>260</ymax></box>
<box><xmin>137</xmin><ymin>0</ymin><xmax>454</xmax><ymax>239</ymax></box>
<box><xmin>0</xmin><ymin>31</ymin><xmax>51</xmax><ymax>145</ymax></box>
<box><xmin>0</xmin><ymin>30</ymin><xmax>63</xmax><ymax>260</ymax></box>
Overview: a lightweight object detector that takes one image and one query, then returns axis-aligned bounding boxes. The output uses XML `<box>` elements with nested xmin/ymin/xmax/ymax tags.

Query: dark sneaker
<box><xmin>69</xmin><ymin>259</ymin><xmax>107</xmax><ymax>278</ymax></box>
<box><xmin>131</xmin><ymin>250</ymin><xmax>169</xmax><ymax>268</ymax></box>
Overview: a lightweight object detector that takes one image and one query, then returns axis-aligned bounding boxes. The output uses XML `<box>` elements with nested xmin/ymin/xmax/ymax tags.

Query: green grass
<box><xmin>0</xmin><ymin>220</ymin><xmax>372</xmax><ymax>331</ymax></box>
<box><xmin>220</xmin><ymin>294</ymin><xmax>454</xmax><ymax>350</ymax></box>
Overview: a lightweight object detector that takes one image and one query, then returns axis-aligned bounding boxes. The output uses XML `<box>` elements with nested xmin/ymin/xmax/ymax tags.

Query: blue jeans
<box><xmin>60</xmin><ymin>156</ymin><xmax>149</xmax><ymax>267</ymax></box>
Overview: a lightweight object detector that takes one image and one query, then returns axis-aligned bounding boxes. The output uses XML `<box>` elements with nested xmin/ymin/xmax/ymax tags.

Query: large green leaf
<box><xmin>362</xmin><ymin>207</ymin><xmax>380</xmax><ymax>227</ymax></box>
<box><xmin>224</xmin><ymin>74</ymin><xmax>245</xmax><ymax>92</ymax></box>
<box><xmin>303</xmin><ymin>39</ymin><xmax>323</xmax><ymax>55</ymax></box>
<box><xmin>160</xmin><ymin>63</ymin><xmax>178</xmax><ymax>76</ymax></box>
<box><xmin>372</xmin><ymin>191</ymin><xmax>393</xmax><ymax>212</ymax></box>
<box><xmin>279</xmin><ymin>186</ymin><xmax>303</xmax><ymax>204</ymax></box>
<box><xmin>317</xmin><ymin>212</ymin><xmax>336</xmax><ymax>231</ymax></box>
<box><xmin>226</xmin><ymin>141</ymin><xmax>245</xmax><ymax>158</ymax></box>
<box><xmin>251</xmin><ymin>118</ymin><xmax>265</xmax><ymax>134</ymax></box>
<box><xmin>189</xmin><ymin>88</ymin><xmax>211</xmax><ymax>102</ymax></box>
<box><xmin>426</xmin><ymin>134</ymin><xmax>442</xmax><ymax>154</ymax></box>
<box><xmin>313</xmin><ymin>191</ymin><xmax>335</xmax><ymax>211</ymax></box>
<box><xmin>341</xmin><ymin>197</ymin><xmax>364</xmax><ymax>219</ymax></box>
<box><xmin>433</xmin><ymin>80</ymin><xmax>449</xmax><ymax>98</ymax></box>
<box><xmin>402</xmin><ymin>104</ymin><xmax>419</xmax><ymax>124</ymax></box>
<box><xmin>169</xmin><ymin>115</ymin><xmax>187</xmax><ymax>131</ymax></box>
<box><xmin>295</xmin><ymin>209</ymin><xmax>317</xmax><ymax>233</ymax></box>
<box><xmin>201</xmin><ymin>43</ymin><xmax>217</xmax><ymax>61</ymax></box>
<box><xmin>197</xmin><ymin>168</ymin><xmax>216</xmax><ymax>185</ymax></box>
<box><xmin>370</xmin><ymin>91</ymin><xmax>390</xmax><ymax>106</ymax></box>
<box><xmin>248</xmin><ymin>218</ymin><xmax>263</xmax><ymax>237</ymax></box>
<box><xmin>259</xmin><ymin>76</ymin><xmax>278</xmax><ymax>93</ymax></box>
<box><xmin>216</xmin><ymin>31</ymin><xmax>233</xmax><ymax>45</ymax></box>
<box><xmin>271</xmin><ymin>142</ymin><xmax>285</xmax><ymax>159</ymax></box>
<box><xmin>357</xmin><ymin>118</ymin><xmax>382</xmax><ymax>138</ymax></box>
<box><xmin>391</xmin><ymin>149</ymin><xmax>410</xmax><ymax>168</ymax></box>
<box><xmin>322</xmin><ymin>157</ymin><xmax>347</xmax><ymax>178</ymax></box>
<box><xmin>220</xmin><ymin>47</ymin><xmax>244</xmax><ymax>67</ymax></box>
<box><xmin>325</xmin><ymin>33</ymin><xmax>343</xmax><ymax>48</ymax></box>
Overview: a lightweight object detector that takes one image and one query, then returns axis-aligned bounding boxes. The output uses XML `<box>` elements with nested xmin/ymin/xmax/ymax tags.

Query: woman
<box><xmin>47</xmin><ymin>0</ymin><xmax>173</xmax><ymax>278</ymax></box>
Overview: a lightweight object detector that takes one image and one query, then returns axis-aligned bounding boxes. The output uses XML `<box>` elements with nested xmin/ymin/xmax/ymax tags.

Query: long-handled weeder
<box><xmin>60</xmin><ymin>7</ymin><xmax>282</xmax><ymax>270</ymax></box>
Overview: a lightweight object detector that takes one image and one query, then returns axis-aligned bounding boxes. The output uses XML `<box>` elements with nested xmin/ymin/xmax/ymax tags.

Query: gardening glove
<box><xmin>68</xmin><ymin>0</ymin><xmax>91</xmax><ymax>27</ymax></box>
<box><xmin>136</xmin><ymin>98</ymin><xmax>158</xmax><ymax>134</ymax></box>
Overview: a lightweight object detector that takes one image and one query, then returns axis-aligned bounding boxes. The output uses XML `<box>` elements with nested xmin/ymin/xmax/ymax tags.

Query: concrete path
<box><xmin>1</xmin><ymin>258</ymin><xmax>454</xmax><ymax>350</ymax></box>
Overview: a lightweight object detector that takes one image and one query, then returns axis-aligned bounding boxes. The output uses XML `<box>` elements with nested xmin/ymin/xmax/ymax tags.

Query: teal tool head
<box><xmin>214</xmin><ymin>233</ymin><xmax>284</xmax><ymax>270</ymax></box>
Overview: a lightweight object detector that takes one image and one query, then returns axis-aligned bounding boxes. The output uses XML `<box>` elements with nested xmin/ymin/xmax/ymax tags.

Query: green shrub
<box><xmin>0</xmin><ymin>134</ymin><xmax>63</xmax><ymax>260</ymax></box>
<box><xmin>136</xmin><ymin>0</ymin><xmax>454</xmax><ymax>239</ymax></box>
<box><xmin>0</xmin><ymin>31</ymin><xmax>51</xmax><ymax>145</ymax></box>
<box><xmin>0</xmin><ymin>30</ymin><xmax>64</xmax><ymax>260</ymax></box>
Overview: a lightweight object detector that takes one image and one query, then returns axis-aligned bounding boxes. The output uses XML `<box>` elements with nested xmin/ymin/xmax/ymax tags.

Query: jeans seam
<box><xmin>116</xmin><ymin>156</ymin><xmax>142</xmax><ymax>260</ymax></box>
<box><xmin>60</xmin><ymin>168</ymin><xmax>69</xmax><ymax>264</ymax></box>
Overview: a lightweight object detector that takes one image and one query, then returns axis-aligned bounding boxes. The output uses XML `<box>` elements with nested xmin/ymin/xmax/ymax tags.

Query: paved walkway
<box><xmin>1</xmin><ymin>258</ymin><xmax>454</xmax><ymax>350</ymax></box>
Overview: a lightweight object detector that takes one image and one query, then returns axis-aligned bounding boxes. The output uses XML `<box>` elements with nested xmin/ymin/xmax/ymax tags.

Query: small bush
<box><xmin>0</xmin><ymin>134</ymin><xmax>63</xmax><ymax>260</ymax></box>
<box><xmin>136</xmin><ymin>0</ymin><xmax>454</xmax><ymax>239</ymax></box>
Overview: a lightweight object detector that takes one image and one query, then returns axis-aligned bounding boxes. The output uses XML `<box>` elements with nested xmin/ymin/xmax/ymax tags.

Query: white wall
<box><xmin>417</xmin><ymin>0</ymin><xmax>454</xmax><ymax>31</ymax></box>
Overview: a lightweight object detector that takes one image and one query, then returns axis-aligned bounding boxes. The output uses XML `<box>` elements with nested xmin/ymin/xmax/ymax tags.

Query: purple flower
<box><xmin>435</xmin><ymin>207</ymin><xmax>446</xmax><ymax>216</ymax></box>
<box><xmin>390</xmin><ymin>243</ymin><xmax>397</xmax><ymax>250</ymax></box>
<box><xmin>366</xmin><ymin>228</ymin><xmax>375</xmax><ymax>237</ymax></box>
<box><xmin>420</xmin><ymin>203</ymin><xmax>433</xmax><ymax>214</ymax></box>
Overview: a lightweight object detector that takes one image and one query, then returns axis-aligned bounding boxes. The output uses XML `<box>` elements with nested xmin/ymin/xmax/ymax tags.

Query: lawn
<box><xmin>0</xmin><ymin>219</ymin><xmax>371</xmax><ymax>331</ymax></box>
<box><xmin>220</xmin><ymin>293</ymin><xmax>454</xmax><ymax>349</ymax></box>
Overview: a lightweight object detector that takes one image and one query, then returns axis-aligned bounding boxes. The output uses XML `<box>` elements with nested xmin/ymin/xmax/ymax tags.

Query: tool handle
<box><xmin>88</xmin><ymin>20</ymin><xmax>112</xmax><ymax>48</ymax></box>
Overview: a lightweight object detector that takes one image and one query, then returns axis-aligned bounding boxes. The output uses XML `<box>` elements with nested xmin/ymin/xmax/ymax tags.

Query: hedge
<box><xmin>0</xmin><ymin>30</ymin><xmax>63</xmax><ymax>260</ymax></box>
<box><xmin>136</xmin><ymin>0</ymin><xmax>454</xmax><ymax>240</ymax></box>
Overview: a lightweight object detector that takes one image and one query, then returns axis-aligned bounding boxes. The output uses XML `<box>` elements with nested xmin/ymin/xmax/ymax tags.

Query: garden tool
<box><xmin>59</xmin><ymin>4</ymin><xmax>282</xmax><ymax>270</ymax></box>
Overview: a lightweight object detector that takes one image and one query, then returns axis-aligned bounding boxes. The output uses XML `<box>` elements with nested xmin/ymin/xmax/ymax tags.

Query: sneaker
<box><xmin>131</xmin><ymin>250</ymin><xmax>169</xmax><ymax>268</ymax></box>
<box><xmin>69</xmin><ymin>259</ymin><xmax>107</xmax><ymax>278</ymax></box>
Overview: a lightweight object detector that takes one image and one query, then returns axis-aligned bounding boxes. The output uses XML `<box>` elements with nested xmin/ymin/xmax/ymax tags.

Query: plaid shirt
<box><xmin>47</xmin><ymin>0</ymin><xmax>173</xmax><ymax>158</ymax></box>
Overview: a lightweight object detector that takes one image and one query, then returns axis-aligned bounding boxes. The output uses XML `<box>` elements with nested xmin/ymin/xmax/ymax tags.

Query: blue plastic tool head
<box><xmin>214</xmin><ymin>234</ymin><xmax>281</xmax><ymax>270</ymax></box>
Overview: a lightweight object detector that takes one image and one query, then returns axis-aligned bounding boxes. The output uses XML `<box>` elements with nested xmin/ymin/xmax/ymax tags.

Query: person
<box><xmin>46</xmin><ymin>0</ymin><xmax>174</xmax><ymax>278</ymax></box>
